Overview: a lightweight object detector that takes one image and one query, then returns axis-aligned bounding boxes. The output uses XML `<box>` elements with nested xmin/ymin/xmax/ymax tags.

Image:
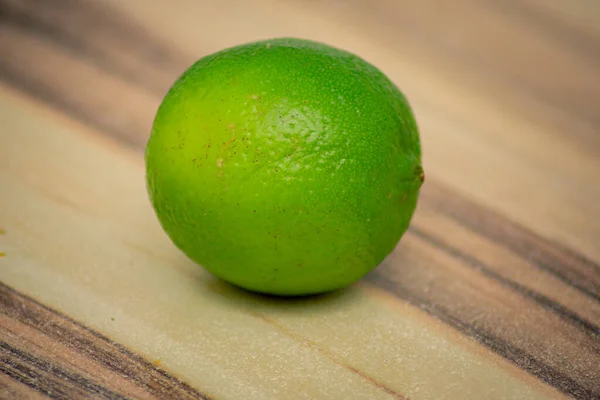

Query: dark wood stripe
<box><xmin>367</xmin><ymin>227</ymin><xmax>600</xmax><ymax>397</ymax></box>
<box><xmin>488</xmin><ymin>0</ymin><xmax>600</xmax><ymax>66</ymax></box>
<box><xmin>420</xmin><ymin>1</ymin><xmax>599</xmax><ymax>130</ymax></box>
<box><xmin>0</xmin><ymin>0</ymin><xmax>189</xmax><ymax>95</ymax></box>
<box><xmin>375</xmin><ymin>231</ymin><xmax>599</xmax><ymax>396</ymax></box>
<box><xmin>0</xmin><ymin>282</ymin><xmax>211</xmax><ymax>400</ymax></box>
<box><xmin>0</xmin><ymin>341</ymin><xmax>131</xmax><ymax>400</ymax></box>
<box><xmin>0</xmin><ymin>371</ymin><xmax>50</xmax><ymax>400</ymax></box>
<box><xmin>421</xmin><ymin>184</ymin><xmax>600</xmax><ymax>301</ymax></box>
<box><xmin>366</xmin><ymin>276</ymin><xmax>599</xmax><ymax>400</ymax></box>
<box><xmin>408</xmin><ymin>226</ymin><xmax>600</xmax><ymax>337</ymax></box>
<box><xmin>0</xmin><ymin>63</ymin><xmax>133</xmax><ymax>148</ymax></box>
<box><xmin>0</xmin><ymin>0</ymin><xmax>158</xmax><ymax>94</ymax></box>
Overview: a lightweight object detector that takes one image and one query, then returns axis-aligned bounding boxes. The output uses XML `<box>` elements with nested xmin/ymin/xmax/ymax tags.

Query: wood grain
<box><xmin>1</xmin><ymin>0</ymin><xmax>599</xmax><ymax>399</ymax></box>
<box><xmin>0</xmin><ymin>372</ymin><xmax>49</xmax><ymax>400</ymax></box>
<box><xmin>0</xmin><ymin>282</ymin><xmax>209</xmax><ymax>400</ymax></box>
<box><xmin>0</xmin><ymin>86</ymin><xmax>564</xmax><ymax>400</ymax></box>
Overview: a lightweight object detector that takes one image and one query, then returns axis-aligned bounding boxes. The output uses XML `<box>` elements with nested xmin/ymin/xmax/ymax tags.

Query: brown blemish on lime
<box><xmin>415</xmin><ymin>164</ymin><xmax>425</xmax><ymax>183</ymax></box>
<box><xmin>217</xmin><ymin>158</ymin><xmax>224</xmax><ymax>178</ymax></box>
<box><xmin>222</xmin><ymin>130</ymin><xmax>236</xmax><ymax>151</ymax></box>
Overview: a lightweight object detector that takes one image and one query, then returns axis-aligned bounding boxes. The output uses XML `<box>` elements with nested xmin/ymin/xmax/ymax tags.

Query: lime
<box><xmin>146</xmin><ymin>38</ymin><xmax>424</xmax><ymax>296</ymax></box>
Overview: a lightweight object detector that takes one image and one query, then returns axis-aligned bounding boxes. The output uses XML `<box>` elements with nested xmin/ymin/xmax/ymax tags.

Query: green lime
<box><xmin>146</xmin><ymin>38</ymin><xmax>423</xmax><ymax>296</ymax></box>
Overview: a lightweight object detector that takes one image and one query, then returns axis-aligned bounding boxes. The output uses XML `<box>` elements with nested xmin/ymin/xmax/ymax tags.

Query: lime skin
<box><xmin>146</xmin><ymin>37</ymin><xmax>424</xmax><ymax>296</ymax></box>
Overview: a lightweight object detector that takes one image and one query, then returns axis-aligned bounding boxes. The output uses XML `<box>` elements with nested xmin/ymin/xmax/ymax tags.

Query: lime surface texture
<box><xmin>145</xmin><ymin>38</ymin><xmax>424</xmax><ymax>296</ymax></box>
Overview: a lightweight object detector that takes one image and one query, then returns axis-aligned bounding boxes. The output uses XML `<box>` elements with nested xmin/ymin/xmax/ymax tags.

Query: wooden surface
<box><xmin>1</xmin><ymin>0</ymin><xmax>599</xmax><ymax>399</ymax></box>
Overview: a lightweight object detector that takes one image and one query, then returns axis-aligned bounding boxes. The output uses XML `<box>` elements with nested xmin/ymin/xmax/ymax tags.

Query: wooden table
<box><xmin>1</xmin><ymin>1</ymin><xmax>599</xmax><ymax>399</ymax></box>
